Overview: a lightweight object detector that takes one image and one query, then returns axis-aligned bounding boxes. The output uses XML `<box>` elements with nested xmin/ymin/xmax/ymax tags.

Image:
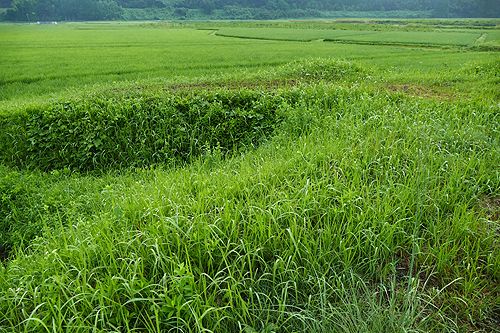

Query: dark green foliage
<box><xmin>0</xmin><ymin>90</ymin><xmax>285</xmax><ymax>172</ymax></box>
<box><xmin>173</xmin><ymin>0</ymin><xmax>499</xmax><ymax>18</ymax></box>
<box><xmin>3</xmin><ymin>0</ymin><xmax>499</xmax><ymax>21</ymax></box>
<box><xmin>117</xmin><ymin>0</ymin><xmax>164</xmax><ymax>8</ymax></box>
<box><xmin>0</xmin><ymin>166</ymin><xmax>110</xmax><ymax>259</ymax></box>
<box><xmin>5</xmin><ymin>0</ymin><xmax>122</xmax><ymax>21</ymax></box>
<box><xmin>0</xmin><ymin>170</ymin><xmax>35</xmax><ymax>258</ymax></box>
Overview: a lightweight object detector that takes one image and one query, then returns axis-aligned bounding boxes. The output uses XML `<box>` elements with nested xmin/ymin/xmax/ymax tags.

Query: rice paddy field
<box><xmin>0</xmin><ymin>19</ymin><xmax>499</xmax><ymax>332</ymax></box>
<box><xmin>215</xmin><ymin>27</ymin><xmax>482</xmax><ymax>45</ymax></box>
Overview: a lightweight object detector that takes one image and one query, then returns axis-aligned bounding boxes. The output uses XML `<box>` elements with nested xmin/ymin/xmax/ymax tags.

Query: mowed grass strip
<box><xmin>483</xmin><ymin>30</ymin><xmax>500</xmax><ymax>46</ymax></box>
<box><xmin>333</xmin><ymin>30</ymin><xmax>482</xmax><ymax>46</ymax></box>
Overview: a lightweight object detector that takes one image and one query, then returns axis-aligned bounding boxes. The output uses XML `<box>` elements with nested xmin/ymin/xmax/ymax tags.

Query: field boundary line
<box><xmin>213</xmin><ymin>32</ymin><xmax>472</xmax><ymax>50</ymax></box>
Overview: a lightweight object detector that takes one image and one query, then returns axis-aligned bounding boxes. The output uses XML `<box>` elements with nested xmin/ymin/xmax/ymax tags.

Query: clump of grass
<box><xmin>0</xmin><ymin>165</ymin><xmax>118</xmax><ymax>260</ymax></box>
<box><xmin>272</xmin><ymin>58</ymin><xmax>368</xmax><ymax>82</ymax></box>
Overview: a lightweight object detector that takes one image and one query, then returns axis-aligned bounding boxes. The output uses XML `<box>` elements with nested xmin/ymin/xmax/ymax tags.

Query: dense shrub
<box><xmin>0</xmin><ymin>90</ymin><xmax>286</xmax><ymax>172</ymax></box>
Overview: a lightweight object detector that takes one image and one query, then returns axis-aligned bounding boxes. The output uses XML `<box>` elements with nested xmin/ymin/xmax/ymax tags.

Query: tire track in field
<box><xmin>473</xmin><ymin>33</ymin><xmax>487</xmax><ymax>46</ymax></box>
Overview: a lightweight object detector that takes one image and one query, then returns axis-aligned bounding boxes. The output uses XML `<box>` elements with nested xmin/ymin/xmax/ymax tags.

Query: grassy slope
<box><xmin>0</xmin><ymin>20</ymin><xmax>499</xmax><ymax>332</ymax></box>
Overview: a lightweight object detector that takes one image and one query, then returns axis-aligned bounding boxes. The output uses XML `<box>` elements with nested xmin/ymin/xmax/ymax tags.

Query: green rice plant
<box><xmin>1</xmin><ymin>21</ymin><xmax>498</xmax><ymax>106</ymax></box>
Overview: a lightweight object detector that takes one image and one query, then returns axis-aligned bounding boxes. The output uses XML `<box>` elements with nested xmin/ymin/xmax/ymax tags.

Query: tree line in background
<box><xmin>1</xmin><ymin>0</ymin><xmax>499</xmax><ymax>21</ymax></box>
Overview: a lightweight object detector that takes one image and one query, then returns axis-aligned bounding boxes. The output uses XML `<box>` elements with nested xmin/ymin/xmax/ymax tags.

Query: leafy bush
<box><xmin>0</xmin><ymin>90</ymin><xmax>286</xmax><ymax>172</ymax></box>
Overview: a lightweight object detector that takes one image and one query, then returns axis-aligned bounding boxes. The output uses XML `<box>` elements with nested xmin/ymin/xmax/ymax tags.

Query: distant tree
<box><xmin>174</xmin><ymin>6</ymin><xmax>187</xmax><ymax>18</ymax></box>
<box><xmin>6</xmin><ymin>0</ymin><xmax>122</xmax><ymax>21</ymax></box>
<box><xmin>3</xmin><ymin>0</ymin><xmax>499</xmax><ymax>21</ymax></box>
<box><xmin>117</xmin><ymin>0</ymin><xmax>165</xmax><ymax>8</ymax></box>
<box><xmin>6</xmin><ymin>0</ymin><xmax>37</xmax><ymax>21</ymax></box>
<box><xmin>477</xmin><ymin>0</ymin><xmax>500</xmax><ymax>17</ymax></box>
<box><xmin>432</xmin><ymin>0</ymin><xmax>450</xmax><ymax>17</ymax></box>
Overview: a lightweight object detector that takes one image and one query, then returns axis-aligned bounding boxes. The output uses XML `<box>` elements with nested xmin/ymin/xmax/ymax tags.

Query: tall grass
<box><xmin>0</xmin><ymin>82</ymin><xmax>498</xmax><ymax>331</ymax></box>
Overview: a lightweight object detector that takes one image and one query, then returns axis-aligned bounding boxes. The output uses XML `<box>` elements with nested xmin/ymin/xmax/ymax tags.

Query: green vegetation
<box><xmin>215</xmin><ymin>27</ymin><xmax>482</xmax><ymax>46</ymax></box>
<box><xmin>2</xmin><ymin>0</ymin><xmax>499</xmax><ymax>21</ymax></box>
<box><xmin>0</xmin><ymin>90</ymin><xmax>287</xmax><ymax>171</ymax></box>
<box><xmin>0</xmin><ymin>19</ymin><xmax>499</xmax><ymax>332</ymax></box>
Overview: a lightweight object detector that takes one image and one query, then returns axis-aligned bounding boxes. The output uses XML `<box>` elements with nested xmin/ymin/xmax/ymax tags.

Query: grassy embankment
<box><xmin>0</xmin><ymin>20</ymin><xmax>499</xmax><ymax>332</ymax></box>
